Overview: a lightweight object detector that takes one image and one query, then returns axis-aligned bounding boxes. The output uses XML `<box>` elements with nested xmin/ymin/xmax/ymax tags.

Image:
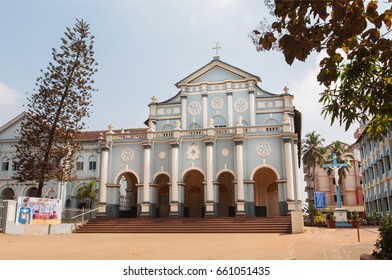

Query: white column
<box><xmin>236</xmin><ymin>142</ymin><xmax>245</xmax><ymax>201</ymax></box>
<box><xmin>249</xmin><ymin>91</ymin><xmax>255</xmax><ymax>126</ymax></box>
<box><xmin>235</xmin><ymin>140</ymin><xmax>246</xmax><ymax>215</ymax></box>
<box><xmin>141</xmin><ymin>142</ymin><xmax>151</xmax><ymax>216</ymax></box>
<box><xmin>98</xmin><ymin>146</ymin><xmax>109</xmax><ymax>206</ymax></box>
<box><xmin>227</xmin><ymin>92</ymin><xmax>233</xmax><ymax>127</ymax></box>
<box><xmin>202</xmin><ymin>93</ymin><xmax>208</xmax><ymax>128</ymax></box>
<box><xmin>293</xmin><ymin>140</ymin><xmax>302</xmax><ymax>206</ymax></box>
<box><xmin>205</xmin><ymin>141</ymin><xmax>214</xmax><ymax>215</ymax></box>
<box><xmin>181</xmin><ymin>94</ymin><xmax>187</xmax><ymax>130</ymax></box>
<box><xmin>284</xmin><ymin>138</ymin><xmax>295</xmax><ymax>202</ymax></box>
<box><xmin>143</xmin><ymin>145</ymin><xmax>151</xmax><ymax>203</ymax></box>
<box><xmin>170</xmin><ymin>143</ymin><xmax>180</xmax><ymax>215</ymax></box>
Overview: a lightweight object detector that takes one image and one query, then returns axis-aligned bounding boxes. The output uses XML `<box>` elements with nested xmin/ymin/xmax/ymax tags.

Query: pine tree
<box><xmin>13</xmin><ymin>19</ymin><xmax>98</xmax><ymax>197</ymax></box>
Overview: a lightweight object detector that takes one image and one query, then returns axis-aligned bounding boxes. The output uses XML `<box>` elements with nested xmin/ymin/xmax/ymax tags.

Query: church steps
<box><xmin>75</xmin><ymin>217</ymin><xmax>292</xmax><ymax>234</ymax></box>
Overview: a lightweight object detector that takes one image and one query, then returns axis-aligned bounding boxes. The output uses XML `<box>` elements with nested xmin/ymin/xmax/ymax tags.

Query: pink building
<box><xmin>304</xmin><ymin>142</ymin><xmax>364</xmax><ymax>215</ymax></box>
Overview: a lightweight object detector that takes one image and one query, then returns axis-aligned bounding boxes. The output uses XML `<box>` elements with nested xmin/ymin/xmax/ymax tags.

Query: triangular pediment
<box><xmin>175</xmin><ymin>59</ymin><xmax>261</xmax><ymax>88</ymax></box>
<box><xmin>0</xmin><ymin>112</ymin><xmax>26</xmax><ymax>140</ymax></box>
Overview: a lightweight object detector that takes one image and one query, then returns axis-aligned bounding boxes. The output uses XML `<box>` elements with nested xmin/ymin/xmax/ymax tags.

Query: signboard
<box><xmin>16</xmin><ymin>197</ymin><xmax>62</xmax><ymax>224</ymax></box>
<box><xmin>314</xmin><ymin>192</ymin><xmax>326</xmax><ymax>209</ymax></box>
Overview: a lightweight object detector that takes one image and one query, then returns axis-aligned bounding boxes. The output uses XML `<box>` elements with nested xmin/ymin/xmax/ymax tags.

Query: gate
<box><xmin>119</xmin><ymin>196</ymin><xmax>136</xmax><ymax>218</ymax></box>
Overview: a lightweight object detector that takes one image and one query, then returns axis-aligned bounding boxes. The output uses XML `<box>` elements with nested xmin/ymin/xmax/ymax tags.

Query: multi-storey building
<box><xmin>355</xmin><ymin>123</ymin><xmax>392</xmax><ymax>216</ymax></box>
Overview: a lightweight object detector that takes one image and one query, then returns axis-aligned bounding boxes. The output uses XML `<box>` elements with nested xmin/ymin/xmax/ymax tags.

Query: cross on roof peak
<box><xmin>212</xmin><ymin>41</ymin><xmax>221</xmax><ymax>59</ymax></box>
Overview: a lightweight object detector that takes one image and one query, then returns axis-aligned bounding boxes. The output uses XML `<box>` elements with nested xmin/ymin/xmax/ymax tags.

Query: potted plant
<box><xmin>313</xmin><ymin>211</ymin><xmax>327</xmax><ymax>227</ymax></box>
<box><xmin>326</xmin><ymin>207</ymin><xmax>336</xmax><ymax>228</ymax></box>
<box><xmin>350</xmin><ymin>211</ymin><xmax>360</xmax><ymax>228</ymax></box>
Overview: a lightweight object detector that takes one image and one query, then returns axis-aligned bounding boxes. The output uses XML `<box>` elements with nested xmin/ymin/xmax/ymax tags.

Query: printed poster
<box><xmin>16</xmin><ymin>196</ymin><xmax>62</xmax><ymax>224</ymax></box>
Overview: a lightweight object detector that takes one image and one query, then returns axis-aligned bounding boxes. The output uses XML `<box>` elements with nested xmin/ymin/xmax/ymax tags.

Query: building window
<box><xmin>2</xmin><ymin>161</ymin><xmax>9</xmax><ymax>171</ymax></box>
<box><xmin>89</xmin><ymin>161</ymin><xmax>97</xmax><ymax>171</ymax></box>
<box><xmin>386</xmin><ymin>154</ymin><xmax>391</xmax><ymax>171</ymax></box>
<box><xmin>334</xmin><ymin>195</ymin><xmax>344</xmax><ymax>202</ymax></box>
<box><xmin>381</xmin><ymin>159</ymin><xmax>385</xmax><ymax>174</ymax></box>
<box><xmin>12</xmin><ymin>162</ymin><xmax>20</xmax><ymax>171</ymax></box>
<box><xmin>76</xmin><ymin>161</ymin><xmax>84</xmax><ymax>171</ymax></box>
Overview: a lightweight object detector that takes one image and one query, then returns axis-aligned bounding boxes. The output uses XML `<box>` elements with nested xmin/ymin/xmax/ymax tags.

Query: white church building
<box><xmin>0</xmin><ymin>56</ymin><xmax>303</xmax><ymax>220</ymax></box>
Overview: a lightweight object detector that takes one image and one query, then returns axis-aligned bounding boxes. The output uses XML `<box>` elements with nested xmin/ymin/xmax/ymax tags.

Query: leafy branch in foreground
<box><xmin>251</xmin><ymin>0</ymin><xmax>392</xmax><ymax>140</ymax></box>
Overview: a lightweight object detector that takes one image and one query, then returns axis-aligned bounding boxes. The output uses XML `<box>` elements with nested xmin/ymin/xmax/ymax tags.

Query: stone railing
<box><xmin>108</xmin><ymin>124</ymin><xmax>283</xmax><ymax>142</ymax></box>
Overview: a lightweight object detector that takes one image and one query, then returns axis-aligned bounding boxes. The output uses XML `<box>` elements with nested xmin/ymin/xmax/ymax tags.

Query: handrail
<box><xmin>71</xmin><ymin>206</ymin><xmax>103</xmax><ymax>225</ymax></box>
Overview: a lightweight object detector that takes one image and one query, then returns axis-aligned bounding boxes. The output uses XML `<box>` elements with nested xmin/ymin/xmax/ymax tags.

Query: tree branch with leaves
<box><xmin>251</xmin><ymin>0</ymin><xmax>392</xmax><ymax>140</ymax></box>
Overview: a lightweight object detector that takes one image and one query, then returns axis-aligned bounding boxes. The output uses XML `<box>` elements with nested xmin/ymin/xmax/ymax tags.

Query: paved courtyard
<box><xmin>0</xmin><ymin>226</ymin><xmax>380</xmax><ymax>260</ymax></box>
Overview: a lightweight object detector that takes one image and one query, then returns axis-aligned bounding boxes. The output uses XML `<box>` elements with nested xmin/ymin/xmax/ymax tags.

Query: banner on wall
<box><xmin>16</xmin><ymin>197</ymin><xmax>62</xmax><ymax>224</ymax></box>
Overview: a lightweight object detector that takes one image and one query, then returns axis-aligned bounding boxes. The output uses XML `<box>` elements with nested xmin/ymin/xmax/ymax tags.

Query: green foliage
<box><xmin>372</xmin><ymin>215</ymin><xmax>392</xmax><ymax>259</ymax></box>
<box><xmin>77</xmin><ymin>180</ymin><xmax>98</xmax><ymax>209</ymax></box>
<box><xmin>314</xmin><ymin>210</ymin><xmax>326</xmax><ymax>224</ymax></box>
<box><xmin>302</xmin><ymin>131</ymin><xmax>326</xmax><ymax>170</ymax></box>
<box><xmin>325</xmin><ymin>206</ymin><xmax>336</xmax><ymax>221</ymax></box>
<box><xmin>13</xmin><ymin>19</ymin><xmax>98</xmax><ymax>197</ymax></box>
<box><xmin>349</xmin><ymin>210</ymin><xmax>360</xmax><ymax>221</ymax></box>
<box><xmin>251</xmin><ymin>1</ymin><xmax>392</xmax><ymax>140</ymax></box>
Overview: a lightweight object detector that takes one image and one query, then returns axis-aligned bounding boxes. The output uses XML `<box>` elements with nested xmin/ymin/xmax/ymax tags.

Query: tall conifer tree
<box><xmin>13</xmin><ymin>19</ymin><xmax>98</xmax><ymax>197</ymax></box>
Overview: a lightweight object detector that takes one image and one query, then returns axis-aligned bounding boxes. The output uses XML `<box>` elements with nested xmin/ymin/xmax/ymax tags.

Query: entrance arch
<box><xmin>217</xmin><ymin>172</ymin><xmax>235</xmax><ymax>217</ymax></box>
<box><xmin>117</xmin><ymin>172</ymin><xmax>138</xmax><ymax>218</ymax></box>
<box><xmin>26</xmin><ymin>187</ymin><xmax>38</xmax><ymax>197</ymax></box>
<box><xmin>1</xmin><ymin>187</ymin><xmax>15</xmax><ymax>200</ymax></box>
<box><xmin>155</xmin><ymin>174</ymin><xmax>170</xmax><ymax>218</ymax></box>
<box><xmin>253</xmin><ymin>167</ymin><xmax>279</xmax><ymax>217</ymax></box>
<box><xmin>184</xmin><ymin>170</ymin><xmax>204</xmax><ymax>217</ymax></box>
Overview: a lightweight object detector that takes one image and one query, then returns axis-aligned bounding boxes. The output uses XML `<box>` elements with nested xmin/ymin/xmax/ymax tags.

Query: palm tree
<box><xmin>302</xmin><ymin>131</ymin><xmax>326</xmax><ymax>223</ymax></box>
<box><xmin>325</xmin><ymin>141</ymin><xmax>355</xmax><ymax>184</ymax></box>
<box><xmin>76</xmin><ymin>180</ymin><xmax>98</xmax><ymax>210</ymax></box>
<box><xmin>302</xmin><ymin>131</ymin><xmax>326</xmax><ymax>171</ymax></box>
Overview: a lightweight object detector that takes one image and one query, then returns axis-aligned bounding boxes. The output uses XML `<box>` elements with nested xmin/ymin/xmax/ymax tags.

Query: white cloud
<box><xmin>0</xmin><ymin>82</ymin><xmax>24</xmax><ymax>125</ymax></box>
<box><xmin>0</xmin><ymin>82</ymin><xmax>23</xmax><ymax>108</ymax></box>
<box><xmin>290</xmin><ymin>52</ymin><xmax>357</xmax><ymax>145</ymax></box>
<box><xmin>190</xmin><ymin>0</ymin><xmax>240</xmax><ymax>27</ymax></box>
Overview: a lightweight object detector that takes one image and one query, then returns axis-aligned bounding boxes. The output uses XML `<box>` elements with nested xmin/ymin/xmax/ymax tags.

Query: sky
<box><xmin>0</xmin><ymin>0</ymin><xmax>364</xmax><ymax>202</ymax></box>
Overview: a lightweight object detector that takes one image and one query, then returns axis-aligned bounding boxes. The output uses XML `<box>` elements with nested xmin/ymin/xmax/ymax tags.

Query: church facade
<box><xmin>0</xmin><ymin>56</ymin><xmax>302</xmax><ymax>219</ymax></box>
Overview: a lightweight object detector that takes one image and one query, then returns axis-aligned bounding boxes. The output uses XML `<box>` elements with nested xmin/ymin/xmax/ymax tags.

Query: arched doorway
<box><xmin>26</xmin><ymin>187</ymin><xmax>38</xmax><ymax>197</ymax></box>
<box><xmin>217</xmin><ymin>172</ymin><xmax>235</xmax><ymax>217</ymax></box>
<box><xmin>184</xmin><ymin>170</ymin><xmax>204</xmax><ymax>217</ymax></box>
<box><xmin>253</xmin><ymin>167</ymin><xmax>279</xmax><ymax>217</ymax></box>
<box><xmin>1</xmin><ymin>187</ymin><xmax>15</xmax><ymax>200</ymax></box>
<box><xmin>155</xmin><ymin>174</ymin><xmax>170</xmax><ymax>218</ymax></box>
<box><xmin>118</xmin><ymin>172</ymin><xmax>138</xmax><ymax>218</ymax></box>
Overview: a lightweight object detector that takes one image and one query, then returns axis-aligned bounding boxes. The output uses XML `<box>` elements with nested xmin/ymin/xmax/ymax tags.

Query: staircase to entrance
<box><xmin>75</xmin><ymin>216</ymin><xmax>292</xmax><ymax>234</ymax></box>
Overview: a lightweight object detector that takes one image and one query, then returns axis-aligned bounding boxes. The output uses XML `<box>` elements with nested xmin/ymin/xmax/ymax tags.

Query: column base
<box><xmin>169</xmin><ymin>202</ymin><xmax>180</xmax><ymax>217</ymax></box>
<box><xmin>140</xmin><ymin>203</ymin><xmax>151</xmax><ymax>218</ymax></box>
<box><xmin>97</xmin><ymin>203</ymin><xmax>107</xmax><ymax>217</ymax></box>
<box><xmin>204</xmin><ymin>202</ymin><xmax>215</xmax><ymax>217</ymax></box>
<box><xmin>236</xmin><ymin>201</ymin><xmax>246</xmax><ymax>216</ymax></box>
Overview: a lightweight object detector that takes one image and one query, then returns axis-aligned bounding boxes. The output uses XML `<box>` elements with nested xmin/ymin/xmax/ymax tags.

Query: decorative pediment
<box><xmin>0</xmin><ymin>112</ymin><xmax>26</xmax><ymax>139</ymax></box>
<box><xmin>175</xmin><ymin>59</ymin><xmax>261</xmax><ymax>88</ymax></box>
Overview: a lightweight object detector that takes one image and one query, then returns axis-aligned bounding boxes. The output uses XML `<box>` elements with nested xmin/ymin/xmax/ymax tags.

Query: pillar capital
<box><xmin>142</xmin><ymin>140</ymin><xmax>152</xmax><ymax>148</ymax></box>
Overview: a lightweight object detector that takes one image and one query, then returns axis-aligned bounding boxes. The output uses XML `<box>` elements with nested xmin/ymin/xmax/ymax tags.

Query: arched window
<box><xmin>88</xmin><ymin>155</ymin><xmax>97</xmax><ymax>171</ymax></box>
<box><xmin>162</xmin><ymin>124</ymin><xmax>174</xmax><ymax>131</ymax></box>
<box><xmin>212</xmin><ymin>115</ymin><xmax>227</xmax><ymax>128</ymax></box>
<box><xmin>76</xmin><ymin>156</ymin><xmax>84</xmax><ymax>171</ymax></box>
<box><xmin>189</xmin><ymin>123</ymin><xmax>201</xmax><ymax>129</ymax></box>
<box><xmin>1</xmin><ymin>157</ymin><xmax>9</xmax><ymax>171</ymax></box>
